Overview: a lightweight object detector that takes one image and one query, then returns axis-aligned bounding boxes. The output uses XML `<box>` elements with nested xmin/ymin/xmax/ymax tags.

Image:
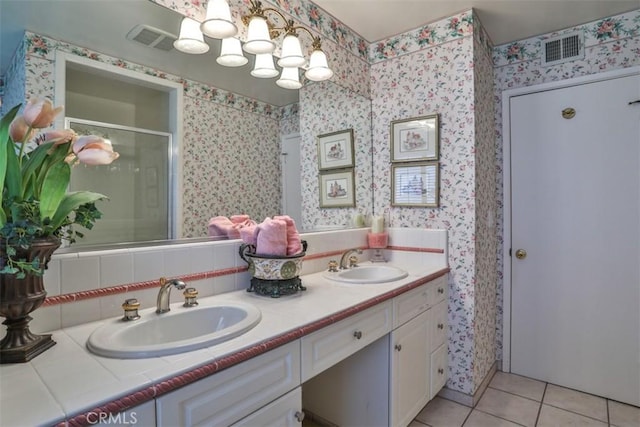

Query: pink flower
<box><xmin>8</xmin><ymin>115</ymin><xmax>34</xmax><ymax>142</ymax></box>
<box><xmin>72</xmin><ymin>135</ymin><xmax>120</xmax><ymax>165</ymax></box>
<box><xmin>22</xmin><ymin>97</ymin><xmax>64</xmax><ymax>129</ymax></box>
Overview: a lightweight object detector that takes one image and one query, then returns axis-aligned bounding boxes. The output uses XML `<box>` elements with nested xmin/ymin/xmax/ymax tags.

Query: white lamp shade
<box><xmin>201</xmin><ymin>0</ymin><xmax>237</xmax><ymax>38</ymax></box>
<box><xmin>174</xmin><ymin>18</ymin><xmax>210</xmax><ymax>54</ymax></box>
<box><xmin>217</xmin><ymin>37</ymin><xmax>248</xmax><ymax>67</ymax></box>
<box><xmin>277</xmin><ymin>34</ymin><xmax>305</xmax><ymax>68</ymax></box>
<box><xmin>243</xmin><ymin>16</ymin><xmax>275</xmax><ymax>54</ymax></box>
<box><xmin>276</xmin><ymin>67</ymin><xmax>302</xmax><ymax>89</ymax></box>
<box><xmin>305</xmin><ymin>49</ymin><xmax>333</xmax><ymax>81</ymax></box>
<box><xmin>251</xmin><ymin>53</ymin><xmax>279</xmax><ymax>78</ymax></box>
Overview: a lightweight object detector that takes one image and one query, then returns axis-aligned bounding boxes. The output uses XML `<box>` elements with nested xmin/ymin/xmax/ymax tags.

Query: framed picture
<box><xmin>319</xmin><ymin>169</ymin><xmax>355</xmax><ymax>208</ymax></box>
<box><xmin>317</xmin><ymin>128</ymin><xmax>355</xmax><ymax>170</ymax></box>
<box><xmin>391</xmin><ymin>162</ymin><xmax>440</xmax><ymax>207</ymax></box>
<box><xmin>390</xmin><ymin>114</ymin><xmax>439</xmax><ymax>162</ymax></box>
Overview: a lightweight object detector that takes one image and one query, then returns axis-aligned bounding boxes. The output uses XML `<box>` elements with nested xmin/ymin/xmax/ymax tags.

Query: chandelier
<box><xmin>173</xmin><ymin>0</ymin><xmax>334</xmax><ymax>90</ymax></box>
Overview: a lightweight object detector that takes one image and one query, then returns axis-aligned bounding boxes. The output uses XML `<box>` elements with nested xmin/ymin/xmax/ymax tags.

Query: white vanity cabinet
<box><xmin>301</xmin><ymin>300</ymin><xmax>393</xmax><ymax>382</ymax></box>
<box><xmin>390</xmin><ymin>310</ymin><xmax>430</xmax><ymax>427</ymax></box>
<box><xmin>155</xmin><ymin>341</ymin><xmax>300</xmax><ymax>426</ymax></box>
<box><xmin>231</xmin><ymin>387</ymin><xmax>303</xmax><ymax>427</ymax></box>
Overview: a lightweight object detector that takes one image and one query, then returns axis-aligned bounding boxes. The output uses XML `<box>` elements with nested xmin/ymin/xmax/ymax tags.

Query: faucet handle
<box><xmin>348</xmin><ymin>255</ymin><xmax>359</xmax><ymax>268</ymax></box>
<box><xmin>122</xmin><ymin>298</ymin><xmax>141</xmax><ymax>321</ymax></box>
<box><xmin>183</xmin><ymin>287</ymin><xmax>199</xmax><ymax>307</ymax></box>
<box><xmin>327</xmin><ymin>260</ymin><xmax>338</xmax><ymax>272</ymax></box>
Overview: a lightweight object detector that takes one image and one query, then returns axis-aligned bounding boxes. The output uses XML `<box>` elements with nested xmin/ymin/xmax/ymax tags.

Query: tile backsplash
<box><xmin>13</xmin><ymin>227</ymin><xmax>447</xmax><ymax>334</ymax></box>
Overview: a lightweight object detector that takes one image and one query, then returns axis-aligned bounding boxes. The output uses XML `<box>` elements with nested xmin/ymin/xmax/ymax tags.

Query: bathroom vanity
<box><xmin>0</xmin><ymin>228</ymin><xmax>449</xmax><ymax>427</ymax></box>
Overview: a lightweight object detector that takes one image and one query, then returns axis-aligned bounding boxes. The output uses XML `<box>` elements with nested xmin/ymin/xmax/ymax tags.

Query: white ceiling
<box><xmin>312</xmin><ymin>0</ymin><xmax>640</xmax><ymax>45</ymax></box>
<box><xmin>0</xmin><ymin>0</ymin><xmax>638</xmax><ymax>106</ymax></box>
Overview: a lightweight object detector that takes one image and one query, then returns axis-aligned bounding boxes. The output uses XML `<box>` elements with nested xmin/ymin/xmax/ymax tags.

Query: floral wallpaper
<box><xmin>299</xmin><ymin>80</ymin><xmax>373</xmax><ymax>231</ymax></box>
<box><xmin>0</xmin><ymin>38</ymin><xmax>26</xmax><ymax>117</ymax></box>
<box><xmin>3</xmin><ymin>31</ymin><xmax>286</xmax><ymax>237</ymax></box>
<box><xmin>492</xmin><ymin>9</ymin><xmax>640</xmax><ymax>362</ymax></box>
<box><xmin>370</xmin><ymin>20</ymin><xmax>483</xmax><ymax>395</ymax></box>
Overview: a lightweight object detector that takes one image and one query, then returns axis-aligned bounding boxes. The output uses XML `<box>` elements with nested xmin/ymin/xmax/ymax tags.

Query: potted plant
<box><xmin>0</xmin><ymin>98</ymin><xmax>119</xmax><ymax>363</ymax></box>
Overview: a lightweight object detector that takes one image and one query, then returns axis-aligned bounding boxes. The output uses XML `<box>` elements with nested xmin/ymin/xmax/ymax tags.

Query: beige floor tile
<box><xmin>543</xmin><ymin>384</ymin><xmax>607</xmax><ymax>422</ymax></box>
<box><xmin>609</xmin><ymin>400</ymin><xmax>640</xmax><ymax>427</ymax></box>
<box><xmin>475</xmin><ymin>388</ymin><xmax>539</xmax><ymax>427</ymax></box>
<box><xmin>537</xmin><ymin>404</ymin><xmax>607</xmax><ymax>427</ymax></box>
<box><xmin>409</xmin><ymin>421</ymin><xmax>429</xmax><ymax>427</ymax></box>
<box><xmin>489</xmin><ymin>372</ymin><xmax>546</xmax><ymax>402</ymax></box>
<box><xmin>415</xmin><ymin>397</ymin><xmax>471</xmax><ymax>427</ymax></box>
<box><xmin>463</xmin><ymin>410</ymin><xmax>523</xmax><ymax>427</ymax></box>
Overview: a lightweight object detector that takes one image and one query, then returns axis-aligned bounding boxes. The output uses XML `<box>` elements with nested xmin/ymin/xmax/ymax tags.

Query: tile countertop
<box><xmin>0</xmin><ymin>261</ymin><xmax>448</xmax><ymax>427</ymax></box>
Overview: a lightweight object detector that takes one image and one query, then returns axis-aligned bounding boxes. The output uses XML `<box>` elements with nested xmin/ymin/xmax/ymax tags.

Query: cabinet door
<box><xmin>231</xmin><ymin>387</ymin><xmax>303</xmax><ymax>427</ymax></box>
<box><xmin>156</xmin><ymin>341</ymin><xmax>300</xmax><ymax>426</ymax></box>
<box><xmin>430</xmin><ymin>343</ymin><xmax>448</xmax><ymax>400</ymax></box>
<box><xmin>390</xmin><ymin>310</ymin><xmax>430</xmax><ymax>427</ymax></box>
<box><xmin>429</xmin><ymin>300</ymin><xmax>447</xmax><ymax>350</ymax></box>
<box><xmin>94</xmin><ymin>400</ymin><xmax>156</xmax><ymax>426</ymax></box>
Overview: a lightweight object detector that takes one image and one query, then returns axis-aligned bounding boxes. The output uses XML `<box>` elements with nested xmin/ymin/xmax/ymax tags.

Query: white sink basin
<box><xmin>87</xmin><ymin>301</ymin><xmax>261</xmax><ymax>359</ymax></box>
<box><xmin>323</xmin><ymin>265</ymin><xmax>408</xmax><ymax>284</ymax></box>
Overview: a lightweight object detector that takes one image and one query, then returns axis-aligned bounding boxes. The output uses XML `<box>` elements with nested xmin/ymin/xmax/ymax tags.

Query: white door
<box><xmin>510</xmin><ymin>73</ymin><xmax>640</xmax><ymax>406</ymax></box>
<box><xmin>281</xmin><ymin>133</ymin><xmax>302</xmax><ymax>226</ymax></box>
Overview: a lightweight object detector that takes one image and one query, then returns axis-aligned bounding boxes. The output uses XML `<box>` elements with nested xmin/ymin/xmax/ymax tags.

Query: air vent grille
<box><xmin>542</xmin><ymin>32</ymin><xmax>584</xmax><ymax>67</ymax></box>
<box><xmin>126</xmin><ymin>25</ymin><xmax>177</xmax><ymax>51</ymax></box>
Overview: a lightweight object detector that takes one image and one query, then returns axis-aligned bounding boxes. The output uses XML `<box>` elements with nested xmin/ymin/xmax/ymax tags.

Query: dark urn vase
<box><xmin>0</xmin><ymin>237</ymin><xmax>61</xmax><ymax>363</ymax></box>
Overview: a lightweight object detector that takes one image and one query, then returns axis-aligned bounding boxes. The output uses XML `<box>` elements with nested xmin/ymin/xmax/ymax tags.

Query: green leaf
<box><xmin>39</xmin><ymin>161</ymin><xmax>71</xmax><ymax>221</ymax></box>
<box><xmin>0</xmin><ymin>104</ymin><xmax>22</xmax><ymax>225</ymax></box>
<box><xmin>21</xmin><ymin>141</ymin><xmax>54</xmax><ymax>196</ymax></box>
<box><xmin>4</xmin><ymin>133</ymin><xmax>22</xmax><ymax>202</ymax></box>
<box><xmin>50</xmin><ymin>191</ymin><xmax>107</xmax><ymax>230</ymax></box>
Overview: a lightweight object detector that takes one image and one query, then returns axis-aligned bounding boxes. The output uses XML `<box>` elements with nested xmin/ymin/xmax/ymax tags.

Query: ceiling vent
<box><xmin>126</xmin><ymin>25</ymin><xmax>177</xmax><ymax>52</ymax></box>
<box><xmin>541</xmin><ymin>31</ymin><xmax>584</xmax><ymax>67</ymax></box>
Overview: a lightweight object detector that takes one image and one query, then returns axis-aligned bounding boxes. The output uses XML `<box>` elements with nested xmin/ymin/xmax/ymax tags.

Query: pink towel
<box><xmin>209</xmin><ymin>215</ymin><xmax>256</xmax><ymax>240</ymax></box>
<box><xmin>230</xmin><ymin>215</ymin><xmax>250</xmax><ymax>224</ymax></box>
<box><xmin>274</xmin><ymin>215</ymin><xmax>303</xmax><ymax>255</ymax></box>
<box><xmin>208</xmin><ymin>216</ymin><xmax>235</xmax><ymax>238</ymax></box>
<box><xmin>255</xmin><ymin>218</ymin><xmax>288</xmax><ymax>256</ymax></box>
<box><xmin>239</xmin><ymin>223</ymin><xmax>258</xmax><ymax>245</ymax></box>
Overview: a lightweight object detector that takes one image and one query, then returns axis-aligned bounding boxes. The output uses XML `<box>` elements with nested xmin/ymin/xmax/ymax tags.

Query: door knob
<box><xmin>515</xmin><ymin>249</ymin><xmax>527</xmax><ymax>259</ymax></box>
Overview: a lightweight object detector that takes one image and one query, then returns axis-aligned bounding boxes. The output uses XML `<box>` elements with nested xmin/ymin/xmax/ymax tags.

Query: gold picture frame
<box><xmin>319</xmin><ymin>169</ymin><xmax>355</xmax><ymax>208</ymax></box>
<box><xmin>390</xmin><ymin>114</ymin><xmax>439</xmax><ymax>162</ymax></box>
<box><xmin>317</xmin><ymin>128</ymin><xmax>355</xmax><ymax>170</ymax></box>
<box><xmin>391</xmin><ymin>162</ymin><xmax>439</xmax><ymax>207</ymax></box>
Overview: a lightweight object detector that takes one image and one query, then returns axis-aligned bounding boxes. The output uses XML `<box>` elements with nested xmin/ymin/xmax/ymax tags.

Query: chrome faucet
<box><xmin>339</xmin><ymin>248</ymin><xmax>363</xmax><ymax>269</ymax></box>
<box><xmin>156</xmin><ymin>278</ymin><xmax>186</xmax><ymax>313</ymax></box>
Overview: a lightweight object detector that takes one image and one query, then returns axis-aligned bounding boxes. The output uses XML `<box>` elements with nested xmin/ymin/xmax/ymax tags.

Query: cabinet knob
<box><xmin>437</xmin><ymin>323</ymin><xmax>444</xmax><ymax>330</ymax></box>
<box><xmin>437</xmin><ymin>287</ymin><xmax>444</xmax><ymax>294</ymax></box>
<box><xmin>353</xmin><ymin>330</ymin><xmax>363</xmax><ymax>340</ymax></box>
<box><xmin>394</xmin><ymin>344</ymin><xmax>402</xmax><ymax>351</ymax></box>
<box><xmin>438</xmin><ymin>368</ymin><xmax>444</xmax><ymax>375</ymax></box>
<box><xmin>294</xmin><ymin>411</ymin><xmax>305</xmax><ymax>422</ymax></box>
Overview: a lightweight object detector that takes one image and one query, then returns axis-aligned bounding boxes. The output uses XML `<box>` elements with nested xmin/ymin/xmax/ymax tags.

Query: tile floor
<box><xmin>411</xmin><ymin>372</ymin><xmax>640</xmax><ymax>427</ymax></box>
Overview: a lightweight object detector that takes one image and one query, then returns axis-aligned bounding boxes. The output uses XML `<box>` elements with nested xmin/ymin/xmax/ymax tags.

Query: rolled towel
<box><xmin>255</xmin><ymin>217</ymin><xmax>288</xmax><ymax>256</ymax></box>
<box><xmin>239</xmin><ymin>222</ymin><xmax>258</xmax><ymax>245</ymax></box>
<box><xmin>230</xmin><ymin>214</ymin><xmax>250</xmax><ymax>224</ymax></box>
<box><xmin>208</xmin><ymin>216</ymin><xmax>235</xmax><ymax>238</ymax></box>
<box><xmin>274</xmin><ymin>215</ymin><xmax>303</xmax><ymax>256</ymax></box>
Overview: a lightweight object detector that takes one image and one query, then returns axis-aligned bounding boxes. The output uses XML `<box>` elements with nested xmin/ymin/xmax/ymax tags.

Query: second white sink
<box><xmin>324</xmin><ymin>265</ymin><xmax>408</xmax><ymax>284</ymax></box>
<box><xmin>87</xmin><ymin>301</ymin><xmax>261</xmax><ymax>359</ymax></box>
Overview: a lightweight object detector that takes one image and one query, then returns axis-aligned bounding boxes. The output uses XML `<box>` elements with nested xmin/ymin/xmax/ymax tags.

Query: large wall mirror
<box><xmin>0</xmin><ymin>0</ymin><xmax>374</xmax><ymax>250</ymax></box>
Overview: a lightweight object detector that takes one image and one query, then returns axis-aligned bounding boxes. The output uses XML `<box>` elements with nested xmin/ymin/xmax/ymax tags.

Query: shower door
<box><xmin>66</xmin><ymin>118</ymin><xmax>174</xmax><ymax>246</ymax></box>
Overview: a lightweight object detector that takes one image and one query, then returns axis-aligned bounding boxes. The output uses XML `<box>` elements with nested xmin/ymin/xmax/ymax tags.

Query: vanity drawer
<box><xmin>430</xmin><ymin>343</ymin><xmax>448</xmax><ymax>399</ymax></box>
<box><xmin>429</xmin><ymin>300</ymin><xmax>447</xmax><ymax>350</ymax></box>
<box><xmin>427</xmin><ymin>275</ymin><xmax>447</xmax><ymax>306</ymax></box>
<box><xmin>301</xmin><ymin>301</ymin><xmax>393</xmax><ymax>382</ymax></box>
<box><xmin>393</xmin><ymin>283</ymin><xmax>429</xmax><ymax>328</ymax></box>
<box><xmin>156</xmin><ymin>341</ymin><xmax>300</xmax><ymax>427</ymax></box>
